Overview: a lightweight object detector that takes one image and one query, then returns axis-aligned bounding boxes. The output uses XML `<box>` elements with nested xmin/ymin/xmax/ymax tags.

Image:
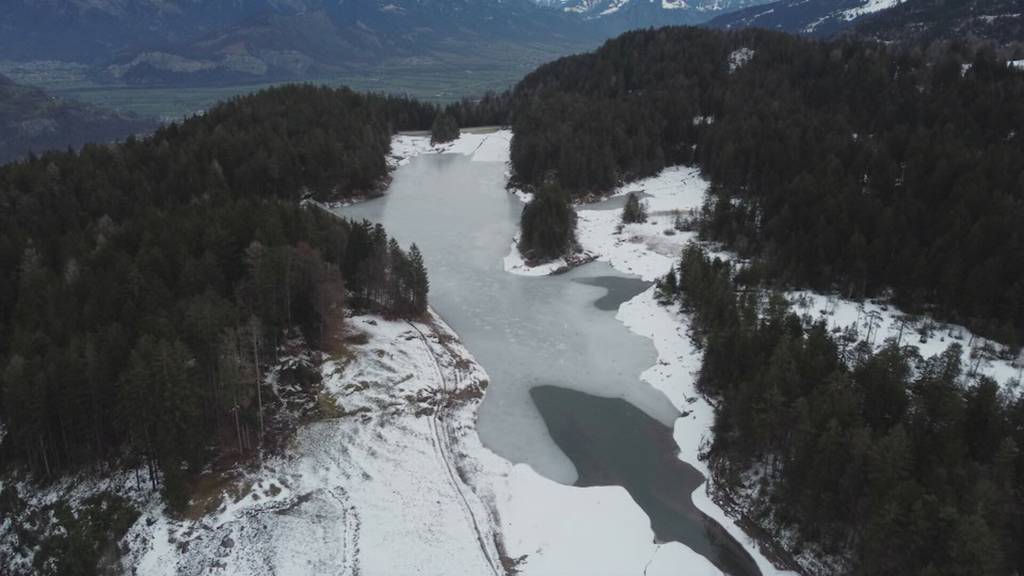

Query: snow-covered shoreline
<box><xmin>389</xmin><ymin>128</ymin><xmax>512</xmax><ymax>169</ymax></box>
<box><xmin>502</xmin><ymin>157</ymin><xmax>1024</xmax><ymax>576</ymax></box>
<box><xmin>371</xmin><ymin>130</ymin><xmax>730</xmax><ymax>576</ymax></box>
<box><xmin>513</xmin><ymin>165</ymin><xmax>799</xmax><ymax>576</ymax></box>
<box><xmin>389</xmin><ymin>130</ymin><xmax>792</xmax><ymax>574</ymax></box>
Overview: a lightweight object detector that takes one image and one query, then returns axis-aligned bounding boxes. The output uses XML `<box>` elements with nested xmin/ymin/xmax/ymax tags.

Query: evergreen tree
<box><xmin>430</xmin><ymin>112</ymin><xmax>460</xmax><ymax>145</ymax></box>
<box><xmin>621</xmin><ymin>192</ymin><xmax>648</xmax><ymax>224</ymax></box>
<box><xmin>408</xmin><ymin>244</ymin><xmax>429</xmax><ymax>316</ymax></box>
<box><xmin>519</xmin><ymin>184</ymin><xmax>577</xmax><ymax>262</ymax></box>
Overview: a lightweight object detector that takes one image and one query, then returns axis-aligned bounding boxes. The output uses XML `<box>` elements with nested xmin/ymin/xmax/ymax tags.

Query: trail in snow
<box><xmin>407</xmin><ymin>320</ymin><xmax>504</xmax><ymax>576</ymax></box>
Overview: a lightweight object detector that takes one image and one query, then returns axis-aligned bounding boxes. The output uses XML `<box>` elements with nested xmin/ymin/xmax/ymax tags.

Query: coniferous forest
<box><xmin>507</xmin><ymin>27</ymin><xmax>1024</xmax><ymax>346</ymax></box>
<box><xmin>657</xmin><ymin>245</ymin><xmax>1024</xmax><ymax>576</ymax></box>
<box><xmin>0</xmin><ymin>85</ymin><xmax>435</xmax><ymax>506</ymax></box>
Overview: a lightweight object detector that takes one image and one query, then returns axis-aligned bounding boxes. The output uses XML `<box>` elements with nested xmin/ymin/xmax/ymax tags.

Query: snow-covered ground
<box><xmin>1</xmin><ymin>464</ymin><xmax>158</xmax><ymax>573</ymax></box>
<box><xmin>121</xmin><ymin>310</ymin><xmax>723</xmax><ymax>576</ymax></box>
<box><xmin>123</xmin><ymin>314</ymin><xmax>505</xmax><ymax>576</ymax></box>
<box><xmin>788</xmin><ymin>291</ymin><xmax>1022</xmax><ymax>386</ymax></box>
<box><xmin>575</xmin><ymin>166</ymin><xmax>706</xmax><ymax>281</ymax></box>
<box><xmin>3</xmin><ymin>306</ymin><xmax>721</xmax><ymax>575</ymax></box>
<box><xmin>504</xmin><ymin>166</ymin><xmax>706</xmax><ymax>278</ymax></box>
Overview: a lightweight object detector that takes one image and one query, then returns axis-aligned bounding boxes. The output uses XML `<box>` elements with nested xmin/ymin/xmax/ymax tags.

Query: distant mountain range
<box><xmin>541</xmin><ymin>0</ymin><xmax>767</xmax><ymax>24</ymax></box>
<box><xmin>707</xmin><ymin>0</ymin><xmax>903</xmax><ymax>36</ymax></box>
<box><xmin>707</xmin><ymin>0</ymin><xmax>1024</xmax><ymax>43</ymax></box>
<box><xmin>0</xmin><ymin>0</ymin><xmax>774</xmax><ymax>87</ymax></box>
<box><xmin>0</xmin><ymin>73</ymin><xmax>156</xmax><ymax>164</ymax></box>
<box><xmin>3</xmin><ymin>0</ymin><xmax>1021</xmax><ymax>90</ymax></box>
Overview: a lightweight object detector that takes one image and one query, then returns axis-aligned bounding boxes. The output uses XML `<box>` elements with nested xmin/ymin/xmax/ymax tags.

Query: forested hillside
<box><xmin>0</xmin><ymin>85</ymin><xmax>435</xmax><ymax>508</ymax></box>
<box><xmin>508</xmin><ymin>27</ymin><xmax>1024</xmax><ymax>345</ymax></box>
<box><xmin>656</xmin><ymin>245</ymin><xmax>1024</xmax><ymax>575</ymax></box>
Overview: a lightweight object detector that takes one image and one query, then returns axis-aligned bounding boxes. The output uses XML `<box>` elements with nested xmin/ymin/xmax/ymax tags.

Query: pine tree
<box><xmin>430</xmin><ymin>112</ymin><xmax>460</xmax><ymax>145</ymax></box>
<box><xmin>408</xmin><ymin>244</ymin><xmax>429</xmax><ymax>316</ymax></box>
<box><xmin>654</xmin><ymin>268</ymin><xmax>678</xmax><ymax>304</ymax></box>
<box><xmin>621</xmin><ymin>192</ymin><xmax>648</xmax><ymax>224</ymax></box>
<box><xmin>519</xmin><ymin>184</ymin><xmax>577</xmax><ymax>262</ymax></box>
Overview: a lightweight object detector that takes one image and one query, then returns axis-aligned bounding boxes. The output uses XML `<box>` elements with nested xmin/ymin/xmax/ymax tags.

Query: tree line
<box><xmin>657</xmin><ymin>244</ymin><xmax>1024</xmax><ymax>575</ymax></box>
<box><xmin>506</xmin><ymin>26</ymin><xmax>1024</xmax><ymax>346</ymax></box>
<box><xmin>0</xmin><ymin>84</ymin><xmax>432</xmax><ymax>508</ymax></box>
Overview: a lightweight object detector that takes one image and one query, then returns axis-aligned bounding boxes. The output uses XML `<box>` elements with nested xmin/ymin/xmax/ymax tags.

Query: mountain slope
<box><xmin>97</xmin><ymin>0</ymin><xmax>600</xmax><ymax>85</ymax></box>
<box><xmin>0</xmin><ymin>0</ymin><xmax>292</xmax><ymax>63</ymax></box>
<box><xmin>707</xmin><ymin>0</ymin><xmax>1024</xmax><ymax>43</ymax></box>
<box><xmin>856</xmin><ymin>0</ymin><xmax>1024</xmax><ymax>44</ymax></box>
<box><xmin>545</xmin><ymin>0</ymin><xmax>771</xmax><ymax>27</ymax></box>
<box><xmin>706</xmin><ymin>0</ymin><xmax>906</xmax><ymax>36</ymax></box>
<box><xmin>1</xmin><ymin>0</ymin><xmax>773</xmax><ymax>87</ymax></box>
<box><xmin>0</xmin><ymin>73</ymin><xmax>157</xmax><ymax>164</ymax></box>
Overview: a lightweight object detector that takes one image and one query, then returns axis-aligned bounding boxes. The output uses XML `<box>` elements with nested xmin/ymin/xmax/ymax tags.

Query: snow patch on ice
<box><xmin>490</xmin><ymin>462</ymin><xmax>719</xmax><ymax>575</ymax></box>
<box><xmin>503</xmin><ymin>237</ymin><xmax>569</xmax><ymax>277</ymax></box>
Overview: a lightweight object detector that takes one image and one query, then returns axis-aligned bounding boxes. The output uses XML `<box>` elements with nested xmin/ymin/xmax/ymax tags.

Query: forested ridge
<box><xmin>0</xmin><ymin>85</ymin><xmax>436</xmax><ymax>512</ymax></box>
<box><xmin>508</xmin><ymin>27</ymin><xmax>1024</xmax><ymax>345</ymax></box>
<box><xmin>0</xmin><ymin>73</ymin><xmax>158</xmax><ymax>165</ymax></box>
<box><xmin>656</xmin><ymin>245</ymin><xmax>1024</xmax><ymax>575</ymax></box>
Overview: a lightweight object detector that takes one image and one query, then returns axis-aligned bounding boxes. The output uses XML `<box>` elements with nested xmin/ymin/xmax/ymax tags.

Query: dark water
<box><xmin>532</xmin><ymin>386</ymin><xmax>762</xmax><ymax>576</ymax></box>
<box><xmin>572</xmin><ymin>276</ymin><xmax>652</xmax><ymax>311</ymax></box>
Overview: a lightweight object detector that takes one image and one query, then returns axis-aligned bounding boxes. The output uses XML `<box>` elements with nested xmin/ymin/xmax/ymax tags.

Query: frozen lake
<box><xmin>340</xmin><ymin>146</ymin><xmax>760</xmax><ymax>576</ymax></box>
